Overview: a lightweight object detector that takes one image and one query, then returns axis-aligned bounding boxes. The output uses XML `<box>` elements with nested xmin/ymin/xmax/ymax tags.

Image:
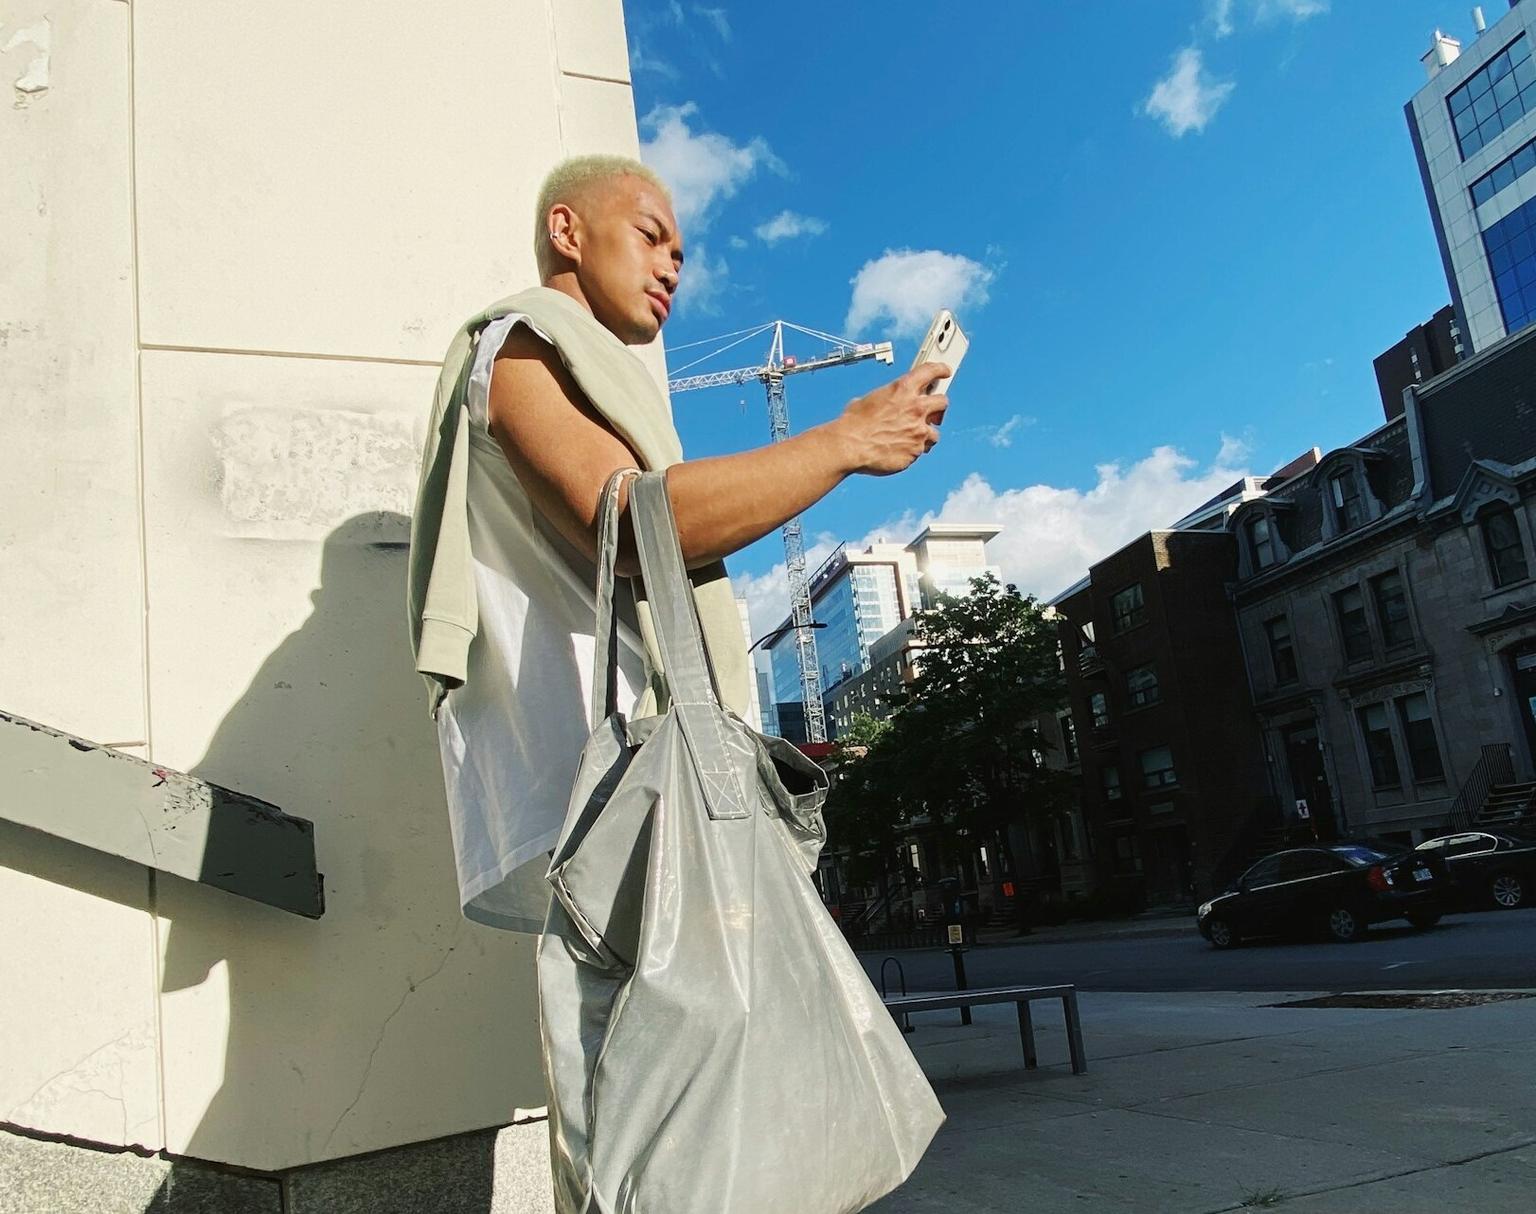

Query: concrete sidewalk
<box><xmin>872</xmin><ymin>988</ymin><xmax>1536</xmax><ymax>1213</ymax></box>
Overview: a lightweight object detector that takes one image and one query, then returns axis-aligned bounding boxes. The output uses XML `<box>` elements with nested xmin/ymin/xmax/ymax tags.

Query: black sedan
<box><xmin>1197</xmin><ymin>842</ymin><xmax>1448</xmax><ymax>949</ymax></box>
<box><xmin>1415</xmin><ymin>830</ymin><xmax>1536</xmax><ymax>910</ymax></box>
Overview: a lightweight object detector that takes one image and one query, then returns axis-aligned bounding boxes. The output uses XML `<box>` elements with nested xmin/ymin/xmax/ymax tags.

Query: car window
<box><xmin>1430</xmin><ymin>833</ymin><xmax>1495</xmax><ymax>858</ymax></box>
<box><xmin>1329</xmin><ymin>844</ymin><xmax>1396</xmax><ymax>867</ymax></box>
<box><xmin>1281</xmin><ymin>851</ymin><xmax>1342</xmax><ymax>879</ymax></box>
<box><xmin>1243</xmin><ymin>856</ymin><xmax>1283</xmax><ymax>886</ymax></box>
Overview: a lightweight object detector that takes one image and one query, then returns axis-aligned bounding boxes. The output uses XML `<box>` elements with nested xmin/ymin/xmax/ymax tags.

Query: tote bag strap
<box><xmin>590</xmin><ymin>466</ymin><xmax>641</xmax><ymax>732</ymax></box>
<box><xmin>628</xmin><ymin>471</ymin><xmax>751</xmax><ymax>820</ymax></box>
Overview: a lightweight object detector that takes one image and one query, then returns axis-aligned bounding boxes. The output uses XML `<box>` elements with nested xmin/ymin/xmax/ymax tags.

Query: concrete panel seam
<box><xmin>561</xmin><ymin>69</ymin><xmax>630</xmax><ymax>87</ymax></box>
<box><xmin>139</xmin><ymin>341</ymin><xmax>443</xmax><ymax>369</ymax></box>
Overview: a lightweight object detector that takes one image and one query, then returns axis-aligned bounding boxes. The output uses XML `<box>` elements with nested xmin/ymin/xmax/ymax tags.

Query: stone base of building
<box><xmin>0</xmin><ymin>1118</ymin><xmax>555</xmax><ymax>1214</ymax></box>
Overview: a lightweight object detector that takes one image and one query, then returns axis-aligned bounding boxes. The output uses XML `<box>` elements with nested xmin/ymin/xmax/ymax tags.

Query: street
<box><xmin>862</xmin><ymin>907</ymin><xmax>1536</xmax><ymax>993</ymax></box>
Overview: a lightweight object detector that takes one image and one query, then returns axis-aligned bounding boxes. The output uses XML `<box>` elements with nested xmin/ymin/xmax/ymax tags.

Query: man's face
<box><xmin>560</xmin><ymin>175</ymin><xmax>684</xmax><ymax>345</ymax></box>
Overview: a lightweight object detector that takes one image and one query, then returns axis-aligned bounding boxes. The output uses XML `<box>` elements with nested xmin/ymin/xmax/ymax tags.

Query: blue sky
<box><xmin>625</xmin><ymin>0</ymin><xmax>1474</xmax><ymax>633</ymax></box>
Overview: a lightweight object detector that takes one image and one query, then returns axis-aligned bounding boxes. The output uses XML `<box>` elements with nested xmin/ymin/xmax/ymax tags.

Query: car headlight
<box><xmin>1198</xmin><ymin>901</ymin><xmax>1213</xmax><ymax>918</ymax></box>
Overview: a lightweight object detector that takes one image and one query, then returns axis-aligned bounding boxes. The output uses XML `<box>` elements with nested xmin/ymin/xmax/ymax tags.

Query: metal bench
<box><xmin>883</xmin><ymin>984</ymin><xmax>1088</xmax><ymax>1074</ymax></box>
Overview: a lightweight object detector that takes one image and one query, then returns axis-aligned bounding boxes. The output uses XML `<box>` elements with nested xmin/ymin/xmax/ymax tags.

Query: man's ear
<box><xmin>547</xmin><ymin>203</ymin><xmax>581</xmax><ymax>267</ymax></box>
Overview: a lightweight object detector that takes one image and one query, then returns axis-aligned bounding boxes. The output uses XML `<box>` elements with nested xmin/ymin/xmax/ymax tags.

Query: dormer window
<box><xmin>1249</xmin><ymin>515</ymin><xmax>1276</xmax><ymax>570</ymax></box>
<box><xmin>1483</xmin><ymin>504</ymin><xmax>1530</xmax><ymax>587</ymax></box>
<box><xmin>1330</xmin><ymin>470</ymin><xmax>1366</xmax><ymax>532</ymax></box>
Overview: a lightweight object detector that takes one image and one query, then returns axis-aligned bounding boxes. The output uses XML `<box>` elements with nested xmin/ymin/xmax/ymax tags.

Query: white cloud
<box><xmin>628</xmin><ymin>40</ymin><xmax>678</xmax><ymax>79</ymax></box>
<box><xmin>732</xmin><ymin>439</ymin><xmax>1250</xmax><ymax>636</ymax></box>
<box><xmin>1209</xmin><ymin>0</ymin><xmax>1326</xmax><ymax>37</ymax></box>
<box><xmin>1143</xmin><ymin>47</ymin><xmax>1234</xmax><ymax>137</ymax></box>
<box><xmin>988</xmin><ymin>414</ymin><xmax>1035</xmax><ymax>448</ymax></box>
<box><xmin>844</xmin><ymin>248</ymin><xmax>996</xmax><ymax>339</ymax></box>
<box><xmin>1255</xmin><ymin>0</ymin><xmax>1328</xmax><ymax>22</ymax></box>
<box><xmin>1216</xmin><ymin>431</ymin><xmax>1253</xmax><ymax>465</ymax></box>
<box><xmin>676</xmin><ymin>243</ymin><xmax>728</xmax><ymax>315</ymax></box>
<box><xmin>926</xmin><ymin>442</ymin><xmax>1251</xmax><ymax>601</ymax></box>
<box><xmin>639</xmin><ymin>103</ymin><xmax>784</xmax><ymax>231</ymax></box>
<box><xmin>694</xmin><ymin>6</ymin><xmax>731</xmax><ymax>40</ymax></box>
<box><xmin>728</xmin><ymin>234</ymin><xmax>749</xmax><ymax>250</ymax></box>
<box><xmin>754</xmin><ymin>210</ymin><xmax>828</xmax><ymax>244</ymax></box>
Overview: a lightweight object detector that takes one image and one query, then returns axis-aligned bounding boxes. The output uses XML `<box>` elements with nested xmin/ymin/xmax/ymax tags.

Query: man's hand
<box><xmin>828</xmin><ymin>362</ymin><xmax>952</xmax><ymax>477</ymax></box>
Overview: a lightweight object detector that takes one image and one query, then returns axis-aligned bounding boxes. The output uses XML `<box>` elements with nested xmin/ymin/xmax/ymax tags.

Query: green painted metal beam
<box><xmin>0</xmin><ymin>709</ymin><xmax>323</xmax><ymax>918</ymax></box>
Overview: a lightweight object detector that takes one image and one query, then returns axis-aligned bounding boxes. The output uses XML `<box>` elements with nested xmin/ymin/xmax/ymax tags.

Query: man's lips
<box><xmin>646</xmin><ymin>291</ymin><xmax>671</xmax><ymax>320</ymax></box>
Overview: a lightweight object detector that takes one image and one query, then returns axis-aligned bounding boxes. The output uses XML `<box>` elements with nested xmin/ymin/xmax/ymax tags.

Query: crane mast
<box><xmin>667</xmin><ymin>320</ymin><xmax>893</xmax><ymax>743</ymax></box>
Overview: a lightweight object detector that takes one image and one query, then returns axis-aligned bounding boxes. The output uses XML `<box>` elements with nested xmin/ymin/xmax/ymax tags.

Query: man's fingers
<box><xmin>924</xmin><ymin>424</ymin><xmax>942</xmax><ymax>450</ymax></box>
<box><xmin>905</xmin><ymin>361</ymin><xmax>952</xmax><ymax>392</ymax></box>
<box><xmin>925</xmin><ymin>394</ymin><xmax>950</xmax><ymax>424</ymax></box>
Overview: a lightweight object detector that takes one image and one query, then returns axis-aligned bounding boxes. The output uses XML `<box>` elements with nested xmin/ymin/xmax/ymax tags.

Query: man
<box><xmin>409</xmin><ymin>153</ymin><xmax>949</xmax><ymax>934</ymax></box>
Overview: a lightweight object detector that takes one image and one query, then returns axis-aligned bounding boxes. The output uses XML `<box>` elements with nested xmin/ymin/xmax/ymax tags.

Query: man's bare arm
<box><xmin>485</xmin><ymin>326</ymin><xmax>948</xmax><ymax>576</ymax></box>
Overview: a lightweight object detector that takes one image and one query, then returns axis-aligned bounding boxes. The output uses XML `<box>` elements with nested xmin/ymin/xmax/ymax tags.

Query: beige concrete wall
<box><xmin>1</xmin><ymin>0</ymin><xmax>644</xmax><ymax>1184</ymax></box>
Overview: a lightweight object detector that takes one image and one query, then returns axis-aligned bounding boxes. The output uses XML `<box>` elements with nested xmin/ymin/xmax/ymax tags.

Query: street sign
<box><xmin>1295</xmin><ymin>799</ymin><xmax>1311</xmax><ymax>819</ymax></box>
<box><xmin>946</xmin><ymin>924</ymin><xmax>964</xmax><ymax>945</ymax></box>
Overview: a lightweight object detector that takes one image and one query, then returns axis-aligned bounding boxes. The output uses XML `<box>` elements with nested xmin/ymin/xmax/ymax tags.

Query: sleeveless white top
<box><xmin>435</xmin><ymin>313</ymin><xmax>648</xmax><ymax>933</ymax></box>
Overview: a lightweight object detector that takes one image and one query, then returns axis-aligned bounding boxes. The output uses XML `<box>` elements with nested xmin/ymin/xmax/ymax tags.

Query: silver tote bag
<box><xmin>537</xmin><ymin>469</ymin><xmax>943</xmax><ymax>1214</ymax></box>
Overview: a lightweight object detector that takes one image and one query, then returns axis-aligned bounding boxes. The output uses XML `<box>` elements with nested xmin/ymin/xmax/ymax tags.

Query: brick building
<box><xmin>1055</xmin><ymin>528</ymin><xmax>1271</xmax><ymax>906</ymax></box>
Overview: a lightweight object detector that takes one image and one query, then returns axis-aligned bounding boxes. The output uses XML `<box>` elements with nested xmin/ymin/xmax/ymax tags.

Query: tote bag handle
<box><xmin>591</xmin><ymin>467</ymin><xmax>640</xmax><ymax>732</ymax></box>
<box><xmin>587</xmin><ymin>470</ymin><xmax>750</xmax><ymax>821</ymax></box>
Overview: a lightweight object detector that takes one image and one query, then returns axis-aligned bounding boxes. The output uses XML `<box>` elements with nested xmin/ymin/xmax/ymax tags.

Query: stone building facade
<box><xmin>1229</xmin><ymin>322</ymin><xmax>1536</xmax><ymax>847</ymax></box>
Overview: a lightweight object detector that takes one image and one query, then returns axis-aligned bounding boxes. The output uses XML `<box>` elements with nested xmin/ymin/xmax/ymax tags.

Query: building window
<box><xmin>1102</xmin><ymin>765</ymin><xmax>1122</xmax><ymax>801</ymax></box>
<box><xmin>1371</xmin><ymin>570</ymin><xmax>1413</xmax><ymax>649</ymax></box>
<box><xmin>1357</xmin><ymin>703</ymin><xmax>1401</xmax><ymax>790</ymax></box>
<box><xmin>1330</xmin><ymin>470</ymin><xmax>1366</xmax><ymax>532</ymax></box>
<box><xmin>1139</xmin><ymin>746</ymin><xmax>1177</xmax><ymax>790</ymax></box>
<box><xmin>1484</xmin><ymin>194</ymin><xmax>1536</xmax><ymax>335</ymax></box>
<box><xmin>1090</xmin><ymin>691</ymin><xmax>1109</xmax><ymax>729</ymax></box>
<box><xmin>1334</xmin><ymin>585</ymin><xmax>1372</xmax><ymax>662</ymax></box>
<box><xmin>1127</xmin><ymin>664</ymin><xmax>1160</xmax><ymax>709</ymax></box>
<box><xmin>1248</xmin><ymin>515</ymin><xmax>1276</xmax><ymax>570</ymax></box>
<box><xmin>1059</xmin><ymin>713</ymin><xmax>1078</xmax><ymax>764</ymax></box>
<box><xmin>1111</xmin><ymin>583</ymin><xmax>1146</xmax><ymax>633</ymax></box>
<box><xmin>1483</xmin><ymin>505</ymin><xmax>1530</xmax><ymax>587</ymax></box>
<box><xmin>1471</xmin><ymin>135</ymin><xmax>1536</xmax><ymax>208</ymax></box>
<box><xmin>1113</xmin><ymin>833</ymin><xmax>1141</xmax><ymax>873</ymax></box>
<box><xmin>1397</xmin><ymin>693</ymin><xmax>1445</xmax><ymax>783</ymax></box>
<box><xmin>1448</xmin><ymin>35</ymin><xmax>1536</xmax><ymax>159</ymax></box>
<box><xmin>1265</xmin><ymin>616</ymin><xmax>1298</xmax><ymax>685</ymax></box>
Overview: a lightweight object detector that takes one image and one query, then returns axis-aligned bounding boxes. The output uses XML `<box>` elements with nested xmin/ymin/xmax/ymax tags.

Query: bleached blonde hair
<box><xmin>534</xmin><ymin>154</ymin><xmax>673</xmax><ymax>277</ymax></box>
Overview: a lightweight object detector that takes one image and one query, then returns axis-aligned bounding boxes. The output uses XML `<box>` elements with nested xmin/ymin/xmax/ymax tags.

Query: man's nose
<box><xmin>657</xmin><ymin>266</ymin><xmax>679</xmax><ymax>293</ymax></box>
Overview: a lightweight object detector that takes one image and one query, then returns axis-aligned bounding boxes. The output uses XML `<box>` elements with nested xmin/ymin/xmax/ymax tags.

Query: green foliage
<box><xmin>824</xmin><ymin>573</ymin><xmax>1072</xmax><ymax>885</ymax></box>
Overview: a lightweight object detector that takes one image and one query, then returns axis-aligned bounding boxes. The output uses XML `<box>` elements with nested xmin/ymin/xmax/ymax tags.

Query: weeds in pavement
<box><xmin>1239</xmin><ymin>1187</ymin><xmax>1285</xmax><ymax>1208</ymax></box>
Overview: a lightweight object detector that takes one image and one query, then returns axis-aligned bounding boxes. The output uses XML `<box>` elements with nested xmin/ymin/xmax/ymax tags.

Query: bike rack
<box><xmin>880</xmin><ymin>956</ymin><xmax>914</xmax><ymax>1033</ymax></box>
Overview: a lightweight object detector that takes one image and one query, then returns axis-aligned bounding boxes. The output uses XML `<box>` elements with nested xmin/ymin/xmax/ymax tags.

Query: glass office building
<box><xmin>1408</xmin><ymin>7</ymin><xmax>1536</xmax><ymax>354</ymax></box>
<box><xmin>763</xmin><ymin>526</ymin><xmax>1001</xmax><ymax>739</ymax></box>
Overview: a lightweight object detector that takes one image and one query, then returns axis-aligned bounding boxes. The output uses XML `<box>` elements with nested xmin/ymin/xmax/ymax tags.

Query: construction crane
<box><xmin>668</xmin><ymin>321</ymin><xmax>894</xmax><ymax>744</ymax></box>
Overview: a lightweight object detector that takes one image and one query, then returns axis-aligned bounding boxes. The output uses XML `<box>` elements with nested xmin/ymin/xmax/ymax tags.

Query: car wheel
<box><xmin>1490</xmin><ymin>872</ymin><xmax>1526</xmax><ymax>910</ymax></box>
<box><xmin>1407</xmin><ymin>912</ymin><xmax>1441</xmax><ymax>931</ymax></box>
<box><xmin>1325</xmin><ymin>906</ymin><xmax>1364</xmax><ymax>942</ymax></box>
<box><xmin>1206</xmin><ymin>917</ymin><xmax>1239</xmax><ymax>950</ymax></box>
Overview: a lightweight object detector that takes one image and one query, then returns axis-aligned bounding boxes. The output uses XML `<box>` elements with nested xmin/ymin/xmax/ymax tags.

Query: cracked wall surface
<box><xmin>1</xmin><ymin>0</ymin><xmax>643</xmax><ymax>1194</ymax></box>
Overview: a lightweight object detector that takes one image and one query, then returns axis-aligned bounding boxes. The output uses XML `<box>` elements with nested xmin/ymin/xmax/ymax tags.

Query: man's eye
<box><xmin>640</xmin><ymin>228</ymin><xmax>659</xmax><ymax>244</ymax></box>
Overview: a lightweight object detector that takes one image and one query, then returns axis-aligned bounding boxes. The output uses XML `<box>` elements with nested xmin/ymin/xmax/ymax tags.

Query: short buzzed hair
<box><xmin>534</xmin><ymin>154</ymin><xmax>673</xmax><ymax>276</ymax></box>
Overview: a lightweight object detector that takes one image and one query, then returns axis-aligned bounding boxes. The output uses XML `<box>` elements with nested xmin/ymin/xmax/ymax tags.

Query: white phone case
<box><xmin>911</xmin><ymin>309</ymin><xmax>968</xmax><ymax>394</ymax></box>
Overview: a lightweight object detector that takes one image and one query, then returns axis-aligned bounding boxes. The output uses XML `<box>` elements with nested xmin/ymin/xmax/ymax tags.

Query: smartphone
<box><xmin>911</xmin><ymin>309</ymin><xmax>968</xmax><ymax>394</ymax></box>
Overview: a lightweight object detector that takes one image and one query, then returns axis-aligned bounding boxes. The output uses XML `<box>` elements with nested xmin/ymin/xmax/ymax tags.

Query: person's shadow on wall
<box><xmin>143</xmin><ymin>513</ymin><xmax>544</xmax><ymax>1212</ymax></box>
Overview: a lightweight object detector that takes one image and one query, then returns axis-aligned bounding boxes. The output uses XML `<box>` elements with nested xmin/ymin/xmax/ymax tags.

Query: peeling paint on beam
<box><xmin>0</xmin><ymin>710</ymin><xmax>324</xmax><ymax>918</ymax></box>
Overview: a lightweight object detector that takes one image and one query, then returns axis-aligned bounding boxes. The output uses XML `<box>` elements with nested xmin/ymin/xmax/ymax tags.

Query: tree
<box><xmin>825</xmin><ymin>573</ymin><xmax>1072</xmax><ymax>930</ymax></box>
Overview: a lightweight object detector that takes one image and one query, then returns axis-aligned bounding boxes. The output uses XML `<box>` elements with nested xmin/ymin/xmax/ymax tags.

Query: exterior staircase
<box><xmin>1477</xmin><ymin>782</ymin><xmax>1536</xmax><ymax>830</ymax></box>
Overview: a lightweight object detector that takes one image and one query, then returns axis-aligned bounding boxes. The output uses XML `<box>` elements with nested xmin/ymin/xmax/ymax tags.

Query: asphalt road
<box><xmin>860</xmin><ymin>907</ymin><xmax>1536</xmax><ymax>993</ymax></box>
